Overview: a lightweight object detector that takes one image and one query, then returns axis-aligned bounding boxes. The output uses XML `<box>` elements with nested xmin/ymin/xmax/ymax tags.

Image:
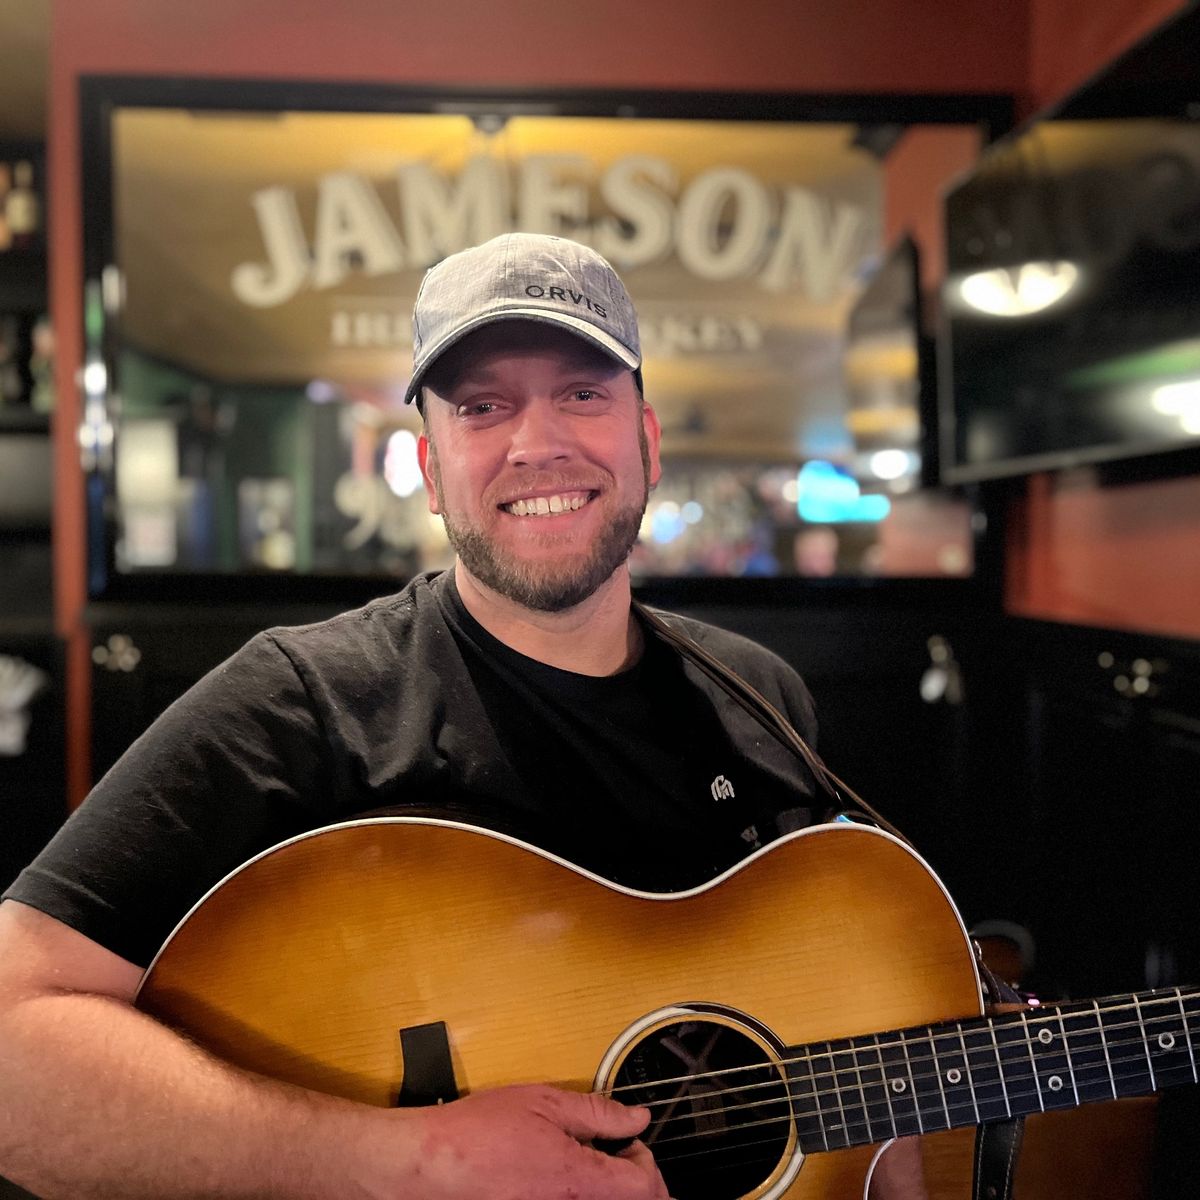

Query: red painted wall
<box><xmin>1028</xmin><ymin>0</ymin><xmax>1185</xmax><ymax>111</ymax></box>
<box><xmin>1008</xmin><ymin>472</ymin><xmax>1200</xmax><ymax>636</ymax></box>
<box><xmin>883</xmin><ymin>126</ymin><xmax>981</xmax><ymax>298</ymax></box>
<box><xmin>49</xmin><ymin>0</ymin><xmax>1029</xmax><ymax>94</ymax></box>
<box><xmin>1005</xmin><ymin>0</ymin><xmax>1200</xmax><ymax>641</ymax></box>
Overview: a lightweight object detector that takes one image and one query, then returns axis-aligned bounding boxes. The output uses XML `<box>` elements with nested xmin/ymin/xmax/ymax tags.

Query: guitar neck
<box><xmin>784</xmin><ymin>984</ymin><xmax>1200</xmax><ymax>1154</ymax></box>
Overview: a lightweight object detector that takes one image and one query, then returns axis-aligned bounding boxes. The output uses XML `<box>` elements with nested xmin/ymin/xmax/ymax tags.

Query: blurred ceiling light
<box><xmin>306</xmin><ymin>379</ymin><xmax>339</xmax><ymax>404</ymax></box>
<box><xmin>869</xmin><ymin>448</ymin><xmax>913</xmax><ymax>480</ymax></box>
<box><xmin>650</xmin><ymin>501</ymin><xmax>685</xmax><ymax>544</ymax></box>
<box><xmin>383</xmin><ymin>430</ymin><xmax>423</xmax><ymax>498</ymax></box>
<box><xmin>959</xmin><ymin>261</ymin><xmax>1079</xmax><ymax>317</ymax></box>
<box><xmin>796</xmin><ymin>461</ymin><xmax>890</xmax><ymax>523</ymax></box>
<box><xmin>1151</xmin><ymin>381</ymin><xmax>1200</xmax><ymax>435</ymax></box>
<box><xmin>1151</xmin><ymin>380</ymin><xmax>1200</xmax><ymax>415</ymax></box>
<box><xmin>83</xmin><ymin>358</ymin><xmax>108</xmax><ymax>397</ymax></box>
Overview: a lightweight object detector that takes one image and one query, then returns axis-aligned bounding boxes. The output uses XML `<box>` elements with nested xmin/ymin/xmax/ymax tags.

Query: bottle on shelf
<box><xmin>5</xmin><ymin>160</ymin><xmax>40</xmax><ymax>248</ymax></box>
<box><xmin>0</xmin><ymin>315</ymin><xmax>24</xmax><ymax>407</ymax></box>
<box><xmin>0</xmin><ymin>162</ymin><xmax>11</xmax><ymax>252</ymax></box>
<box><xmin>30</xmin><ymin>315</ymin><xmax>55</xmax><ymax>414</ymax></box>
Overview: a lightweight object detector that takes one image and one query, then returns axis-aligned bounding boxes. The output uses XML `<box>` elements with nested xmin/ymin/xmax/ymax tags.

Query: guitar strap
<box><xmin>636</xmin><ymin>600</ymin><xmax>1024</xmax><ymax>1200</ymax></box>
<box><xmin>973</xmin><ymin>1115</ymin><xmax>1025</xmax><ymax>1200</ymax></box>
<box><xmin>633</xmin><ymin>601</ymin><xmax>911</xmax><ymax>843</ymax></box>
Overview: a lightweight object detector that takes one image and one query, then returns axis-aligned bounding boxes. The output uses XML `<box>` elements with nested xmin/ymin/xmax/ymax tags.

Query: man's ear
<box><xmin>417</xmin><ymin>433</ymin><xmax>441</xmax><ymax>514</ymax></box>
<box><xmin>642</xmin><ymin>401</ymin><xmax>663</xmax><ymax>489</ymax></box>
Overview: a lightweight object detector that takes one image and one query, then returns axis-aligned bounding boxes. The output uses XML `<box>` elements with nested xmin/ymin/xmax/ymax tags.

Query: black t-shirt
<box><xmin>4</xmin><ymin>571</ymin><xmax>822</xmax><ymax>966</ymax></box>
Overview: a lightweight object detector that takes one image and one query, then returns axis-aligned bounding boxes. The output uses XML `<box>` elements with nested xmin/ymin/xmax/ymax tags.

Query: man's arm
<box><xmin>0</xmin><ymin>901</ymin><xmax>665</xmax><ymax>1200</ymax></box>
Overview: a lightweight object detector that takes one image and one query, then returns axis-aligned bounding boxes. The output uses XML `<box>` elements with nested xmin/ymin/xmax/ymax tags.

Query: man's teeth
<box><xmin>505</xmin><ymin>495</ymin><xmax>589</xmax><ymax>516</ymax></box>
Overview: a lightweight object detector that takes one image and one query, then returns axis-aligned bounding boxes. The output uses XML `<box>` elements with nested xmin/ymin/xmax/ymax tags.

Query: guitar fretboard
<box><xmin>782</xmin><ymin>985</ymin><xmax>1200</xmax><ymax>1153</ymax></box>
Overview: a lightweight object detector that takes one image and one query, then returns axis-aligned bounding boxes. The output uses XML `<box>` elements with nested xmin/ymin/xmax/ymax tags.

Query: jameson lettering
<box><xmin>524</xmin><ymin>285</ymin><xmax>607</xmax><ymax>318</ymax></box>
<box><xmin>230</xmin><ymin>154</ymin><xmax>870</xmax><ymax>308</ymax></box>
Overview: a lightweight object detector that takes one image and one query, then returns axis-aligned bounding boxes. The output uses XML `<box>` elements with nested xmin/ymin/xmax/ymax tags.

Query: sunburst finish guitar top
<box><xmin>136</xmin><ymin>819</ymin><xmax>1168</xmax><ymax>1199</ymax></box>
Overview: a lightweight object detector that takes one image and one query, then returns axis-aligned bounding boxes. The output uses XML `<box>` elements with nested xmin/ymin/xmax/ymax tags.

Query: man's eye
<box><xmin>459</xmin><ymin>401</ymin><xmax>497</xmax><ymax>416</ymax></box>
<box><xmin>572</xmin><ymin>390</ymin><xmax>598</xmax><ymax>402</ymax></box>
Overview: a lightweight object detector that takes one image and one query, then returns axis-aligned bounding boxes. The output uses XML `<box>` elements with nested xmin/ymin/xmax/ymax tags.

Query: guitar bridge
<box><xmin>396</xmin><ymin>1021</ymin><xmax>459</xmax><ymax>1107</ymax></box>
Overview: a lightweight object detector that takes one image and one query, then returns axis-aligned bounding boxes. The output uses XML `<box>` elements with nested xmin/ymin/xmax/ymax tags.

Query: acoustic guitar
<box><xmin>136</xmin><ymin>818</ymin><xmax>1177</xmax><ymax>1199</ymax></box>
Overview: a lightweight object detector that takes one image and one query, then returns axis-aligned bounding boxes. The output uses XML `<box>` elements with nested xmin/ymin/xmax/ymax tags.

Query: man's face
<box><xmin>418</xmin><ymin>321</ymin><xmax>662</xmax><ymax>612</ymax></box>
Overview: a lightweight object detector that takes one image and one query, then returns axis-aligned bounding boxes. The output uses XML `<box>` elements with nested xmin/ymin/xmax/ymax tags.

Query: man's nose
<box><xmin>507</xmin><ymin>401</ymin><xmax>572</xmax><ymax>469</ymax></box>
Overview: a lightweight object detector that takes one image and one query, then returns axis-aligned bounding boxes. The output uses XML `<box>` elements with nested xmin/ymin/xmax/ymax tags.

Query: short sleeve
<box><xmin>2</xmin><ymin>632</ymin><xmax>331</xmax><ymax>966</ymax></box>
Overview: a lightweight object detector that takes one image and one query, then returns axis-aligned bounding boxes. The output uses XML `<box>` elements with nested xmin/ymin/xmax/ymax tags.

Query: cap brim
<box><xmin>404</xmin><ymin>308</ymin><xmax>640</xmax><ymax>405</ymax></box>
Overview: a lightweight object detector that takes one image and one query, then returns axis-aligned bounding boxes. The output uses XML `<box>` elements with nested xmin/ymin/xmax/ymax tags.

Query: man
<box><xmin>0</xmin><ymin>234</ymin><xmax>920</xmax><ymax>1199</ymax></box>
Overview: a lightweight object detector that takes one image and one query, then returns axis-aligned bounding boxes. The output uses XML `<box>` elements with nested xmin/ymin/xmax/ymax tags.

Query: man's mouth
<box><xmin>500</xmin><ymin>491</ymin><xmax>595</xmax><ymax>517</ymax></box>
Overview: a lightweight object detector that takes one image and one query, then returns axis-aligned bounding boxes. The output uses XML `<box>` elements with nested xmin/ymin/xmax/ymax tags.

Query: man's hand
<box><xmin>387</xmin><ymin>1084</ymin><xmax>669</xmax><ymax>1200</ymax></box>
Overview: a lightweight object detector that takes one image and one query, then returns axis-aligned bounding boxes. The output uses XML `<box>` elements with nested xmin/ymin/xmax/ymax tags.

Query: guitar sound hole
<box><xmin>613</xmin><ymin>1018</ymin><xmax>792</xmax><ymax>1200</ymax></box>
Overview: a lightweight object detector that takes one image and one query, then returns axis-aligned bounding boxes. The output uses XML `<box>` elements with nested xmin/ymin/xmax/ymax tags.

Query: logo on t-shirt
<box><xmin>710</xmin><ymin>774</ymin><xmax>735</xmax><ymax>802</ymax></box>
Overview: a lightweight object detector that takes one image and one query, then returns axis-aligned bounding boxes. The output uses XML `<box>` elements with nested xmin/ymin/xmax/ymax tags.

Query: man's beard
<box><xmin>428</xmin><ymin>433</ymin><xmax>651</xmax><ymax>613</ymax></box>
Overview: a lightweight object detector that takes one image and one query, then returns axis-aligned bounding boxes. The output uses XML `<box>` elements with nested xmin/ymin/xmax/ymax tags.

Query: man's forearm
<box><xmin>0</xmin><ymin>989</ymin><xmax>397</xmax><ymax>1200</ymax></box>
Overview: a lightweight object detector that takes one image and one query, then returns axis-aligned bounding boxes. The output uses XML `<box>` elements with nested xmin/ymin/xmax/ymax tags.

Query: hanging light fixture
<box><xmin>958</xmin><ymin>260</ymin><xmax>1080</xmax><ymax>317</ymax></box>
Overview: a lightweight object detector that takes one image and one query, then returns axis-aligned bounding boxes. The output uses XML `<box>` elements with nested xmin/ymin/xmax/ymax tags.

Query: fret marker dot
<box><xmin>1159</xmin><ymin>1033</ymin><xmax>1176</xmax><ymax>1051</ymax></box>
<box><xmin>1037</xmin><ymin>1029</ymin><xmax>1053</xmax><ymax>1044</ymax></box>
<box><xmin>1047</xmin><ymin>1076</ymin><xmax>1063</xmax><ymax>1091</ymax></box>
<box><xmin>891</xmin><ymin>1079</ymin><xmax>907</xmax><ymax>1093</ymax></box>
<box><xmin>946</xmin><ymin>1068</ymin><xmax>962</xmax><ymax>1084</ymax></box>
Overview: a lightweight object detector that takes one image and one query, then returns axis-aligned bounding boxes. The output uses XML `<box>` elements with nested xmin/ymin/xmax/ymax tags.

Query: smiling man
<box><xmin>0</xmin><ymin>234</ymin><xmax>854</xmax><ymax>1200</ymax></box>
<box><xmin>413</xmin><ymin>234</ymin><xmax>660</xmax><ymax>627</ymax></box>
<box><xmin>419</xmin><ymin>320</ymin><xmax>659</xmax><ymax>634</ymax></box>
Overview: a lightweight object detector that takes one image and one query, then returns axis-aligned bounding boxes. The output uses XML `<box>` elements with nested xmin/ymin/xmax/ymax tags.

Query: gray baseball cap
<box><xmin>404</xmin><ymin>232</ymin><xmax>643</xmax><ymax>406</ymax></box>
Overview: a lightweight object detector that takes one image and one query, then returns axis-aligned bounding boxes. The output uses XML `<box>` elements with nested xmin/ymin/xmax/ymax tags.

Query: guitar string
<box><xmin>606</xmin><ymin>1034</ymin><xmax>1194</xmax><ymax>1144</ymax></box>
<box><xmin>625</xmin><ymin>1031</ymin><xmax>1191</xmax><ymax>1127</ymax></box>
<box><xmin>646</xmin><ymin>1040</ymin><xmax>1188</xmax><ymax>1167</ymax></box>
<box><xmin>628</xmin><ymin>1032</ymin><xmax>1180</xmax><ymax>1132</ymax></box>
<box><xmin>599</xmin><ymin>995</ymin><xmax>1197</xmax><ymax>1100</ymax></box>
<box><xmin>618</xmin><ymin>1012</ymin><xmax>1191</xmax><ymax>1113</ymax></box>
<box><xmin>602</xmin><ymin>994</ymin><xmax>1198</xmax><ymax>1098</ymax></box>
<box><xmin>643</xmin><ymin>1040</ymin><xmax>1182</xmax><ymax>1150</ymax></box>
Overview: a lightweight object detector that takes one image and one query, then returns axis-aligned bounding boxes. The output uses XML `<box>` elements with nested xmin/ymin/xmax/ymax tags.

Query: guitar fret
<box><xmin>928</xmin><ymin>1026</ymin><xmax>952</xmax><ymax>1128</ymax></box>
<box><xmin>1049</xmin><ymin>1002</ymin><xmax>1106</xmax><ymax>1105</ymax></box>
<box><xmin>988</xmin><ymin>1021</ymin><xmax>1015</xmax><ymax>1117</ymax></box>
<box><xmin>785</xmin><ymin>1049</ymin><xmax>829</xmax><ymax>1154</ymax></box>
<box><xmin>829</xmin><ymin>1042</ymin><xmax>852</xmax><ymax>1148</ymax></box>
<box><xmin>848</xmin><ymin>1042</ymin><xmax>875</xmax><ymax>1145</ymax></box>
<box><xmin>959</xmin><ymin>1023</ymin><xmax>1011</xmax><ymax>1122</ymax></box>
<box><xmin>1020</xmin><ymin>1012</ymin><xmax>1047</xmax><ymax>1113</ymax></box>
<box><xmin>930</xmin><ymin>1024</ymin><xmax>975</xmax><ymax>1129</ymax></box>
<box><xmin>1093</xmin><ymin>999</ymin><xmax>1119</xmax><ymax>1099</ymax></box>
<box><xmin>1099</xmin><ymin>998</ymin><xmax>1154</xmax><ymax>1097</ymax></box>
<box><xmin>955</xmin><ymin>1023</ymin><xmax>983</xmax><ymax>1126</ymax></box>
<box><xmin>1176</xmin><ymin>988</ymin><xmax>1198</xmax><ymax>1084</ymax></box>
<box><xmin>812</xmin><ymin>1044</ymin><xmax>851</xmax><ymax>1151</ymax></box>
<box><xmin>990</xmin><ymin>1012</ymin><xmax>1041</xmax><ymax>1116</ymax></box>
<box><xmin>899</xmin><ymin>1031</ymin><xmax>925</xmax><ymax>1134</ymax></box>
<box><xmin>1133</xmin><ymin>995</ymin><xmax>1157</xmax><ymax>1091</ymax></box>
<box><xmin>1018</xmin><ymin>1008</ymin><xmax>1075</xmax><ymax>1112</ymax></box>
<box><xmin>876</xmin><ymin>1033</ymin><xmax>924</xmax><ymax>1137</ymax></box>
<box><xmin>845</xmin><ymin>1041</ymin><xmax>882</xmax><ymax>1145</ymax></box>
<box><xmin>1055</xmin><ymin>1009</ymin><xmax>1081</xmax><ymax>1107</ymax></box>
<box><xmin>867</xmin><ymin>1035</ymin><xmax>900</xmax><ymax>1141</ymax></box>
<box><xmin>901</xmin><ymin>1028</ymin><xmax>951</xmax><ymax>1135</ymax></box>
<box><xmin>826</xmin><ymin>1038</ymin><xmax>871</xmax><ymax>1149</ymax></box>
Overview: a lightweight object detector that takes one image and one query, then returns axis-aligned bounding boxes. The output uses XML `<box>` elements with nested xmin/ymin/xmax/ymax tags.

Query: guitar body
<box><xmin>135</xmin><ymin>819</ymin><xmax>1151</xmax><ymax>1199</ymax></box>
